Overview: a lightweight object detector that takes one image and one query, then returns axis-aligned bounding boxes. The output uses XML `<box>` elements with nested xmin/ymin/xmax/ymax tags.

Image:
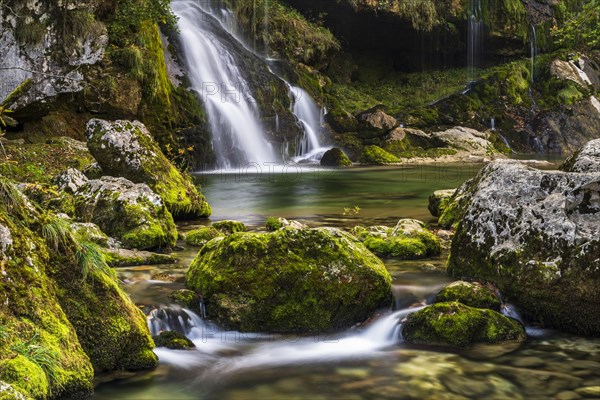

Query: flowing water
<box><xmin>467</xmin><ymin>0</ymin><xmax>483</xmax><ymax>82</ymax></box>
<box><xmin>94</xmin><ymin>164</ymin><xmax>599</xmax><ymax>399</ymax></box>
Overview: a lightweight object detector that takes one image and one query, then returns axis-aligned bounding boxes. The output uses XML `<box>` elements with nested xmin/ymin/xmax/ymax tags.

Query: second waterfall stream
<box><xmin>171</xmin><ymin>0</ymin><xmax>329</xmax><ymax>169</ymax></box>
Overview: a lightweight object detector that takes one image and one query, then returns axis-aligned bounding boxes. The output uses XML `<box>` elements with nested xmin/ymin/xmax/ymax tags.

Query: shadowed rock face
<box><xmin>447</xmin><ymin>156</ymin><xmax>600</xmax><ymax>336</ymax></box>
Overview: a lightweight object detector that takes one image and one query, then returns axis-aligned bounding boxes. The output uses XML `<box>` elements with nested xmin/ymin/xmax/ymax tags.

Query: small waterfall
<box><xmin>490</xmin><ymin>117</ymin><xmax>496</xmax><ymax>131</ymax></box>
<box><xmin>529</xmin><ymin>25</ymin><xmax>538</xmax><ymax>84</ymax></box>
<box><xmin>290</xmin><ymin>86</ymin><xmax>330</xmax><ymax>163</ymax></box>
<box><xmin>147</xmin><ymin>306</ymin><xmax>205</xmax><ymax>337</ymax></box>
<box><xmin>172</xmin><ymin>0</ymin><xmax>277</xmax><ymax>168</ymax></box>
<box><xmin>467</xmin><ymin>0</ymin><xmax>484</xmax><ymax>82</ymax></box>
<box><xmin>361</xmin><ymin>306</ymin><xmax>425</xmax><ymax>344</ymax></box>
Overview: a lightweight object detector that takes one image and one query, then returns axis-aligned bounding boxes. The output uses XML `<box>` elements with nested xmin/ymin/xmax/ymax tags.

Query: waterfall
<box><xmin>467</xmin><ymin>0</ymin><xmax>483</xmax><ymax>82</ymax></box>
<box><xmin>290</xmin><ymin>86</ymin><xmax>331</xmax><ymax>163</ymax></box>
<box><xmin>172</xmin><ymin>0</ymin><xmax>277</xmax><ymax>168</ymax></box>
<box><xmin>529</xmin><ymin>25</ymin><xmax>538</xmax><ymax>84</ymax></box>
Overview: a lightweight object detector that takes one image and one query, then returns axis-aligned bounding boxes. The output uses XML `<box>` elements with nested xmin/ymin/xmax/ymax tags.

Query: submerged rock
<box><xmin>85</xmin><ymin>119</ymin><xmax>211</xmax><ymax>219</ymax></box>
<box><xmin>211</xmin><ymin>220</ymin><xmax>247</xmax><ymax>235</ymax></box>
<box><xmin>447</xmin><ymin>159</ymin><xmax>600</xmax><ymax>335</ymax></box>
<box><xmin>352</xmin><ymin>219</ymin><xmax>441</xmax><ymax>259</ymax></box>
<box><xmin>428</xmin><ymin>189</ymin><xmax>457</xmax><ymax>218</ymax></box>
<box><xmin>55</xmin><ymin>169</ymin><xmax>177</xmax><ymax>250</ymax></box>
<box><xmin>186</xmin><ymin>228</ymin><xmax>392</xmax><ymax>332</ymax></box>
<box><xmin>321</xmin><ymin>147</ymin><xmax>353</xmax><ymax>167</ymax></box>
<box><xmin>402</xmin><ymin>302</ymin><xmax>526</xmax><ymax>347</ymax></box>
<box><xmin>265</xmin><ymin>217</ymin><xmax>307</xmax><ymax>231</ymax></box>
<box><xmin>434</xmin><ymin>281</ymin><xmax>501</xmax><ymax>311</ymax></box>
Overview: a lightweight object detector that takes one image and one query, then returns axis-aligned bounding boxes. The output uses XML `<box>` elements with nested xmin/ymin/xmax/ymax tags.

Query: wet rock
<box><xmin>211</xmin><ymin>220</ymin><xmax>246</xmax><ymax>235</ymax></box>
<box><xmin>265</xmin><ymin>217</ymin><xmax>307</xmax><ymax>231</ymax></box>
<box><xmin>428</xmin><ymin>189</ymin><xmax>456</xmax><ymax>218</ymax></box>
<box><xmin>402</xmin><ymin>302</ymin><xmax>526</xmax><ymax>347</ymax></box>
<box><xmin>186</xmin><ymin>227</ymin><xmax>392</xmax><ymax>332</ymax></box>
<box><xmin>85</xmin><ymin>119</ymin><xmax>211</xmax><ymax>219</ymax></box>
<box><xmin>441</xmin><ymin>374</ymin><xmax>490</xmax><ymax>397</ymax></box>
<box><xmin>575</xmin><ymin>386</ymin><xmax>600</xmax><ymax>397</ymax></box>
<box><xmin>510</xmin><ymin>356</ymin><xmax>546</xmax><ymax>368</ymax></box>
<box><xmin>434</xmin><ymin>281</ymin><xmax>502</xmax><ymax>311</ymax></box>
<box><xmin>168</xmin><ymin>289</ymin><xmax>202</xmax><ymax>313</ymax></box>
<box><xmin>102</xmin><ymin>248</ymin><xmax>177</xmax><ymax>267</ymax></box>
<box><xmin>447</xmin><ymin>159</ymin><xmax>600</xmax><ymax>335</ymax></box>
<box><xmin>556</xmin><ymin>391</ymin><xmax>582</xmax><ymax>400</ymax></box>
<box><xmin>153</xmin><ymin>331</ymin><xmax>195</xmax><ymax>350</ymax></box>
<box><xmin>55</xmin><ymin>168</ymin><xmax>177</xmax><ymax>250</ymax></box>
<box><xmin>321</xmin><ymin>148</ymin><xmax>353</xmax><ymax>167</ymax></box>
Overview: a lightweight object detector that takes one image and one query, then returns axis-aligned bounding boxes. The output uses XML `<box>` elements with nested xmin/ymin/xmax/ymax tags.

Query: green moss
<box><xmin>320</xmin><ymin>148</ymin><xmax>353</xmax><ymax>167</ymax></box>
<box><xmin>168</xmin><ymin>289</ymin><xmax>201</xmax><ymax>312</ymax></box>
<box><xmin>265</xmin><ymin>217</ymin><xmax>284</xmax><ymax>231</ymax></box>
<box><xmin>365</xmin><ymin>236</ymin><xmax>427</xmax><ymax>259</ymax></box>
<box><xmin>212</xmin><ymin>220</ymin><xmax>247</xmax><ymax>235</ymax></box>
<box><xmin>185</xmin><ymin>227</ymin><xmax>224</xmax><ymax>247</ymax></box>
<box><xmin>360</xmin><ymin>146</ymin><xmax>400</xmax><ymax>165</ymax></box>
<box><xmin>0</xmin><ymin>356</ymin><xmax>48</xmax><ymax>399</ymax></box>
<box><xmin>435</xmin><ymin>281</ymin><xmax>502</xmax><ymax>311</ymax></box>
<box><xmin>153</xmin><ymin>331</ymin><xmax>195</xmax><ymax>350</ymax></box>
<box><xmin>402</xmin><ymin>302</ymin><xmax>525</xmax><ymax>347</ymax></box>
<box><xmin>186</xmin><ymin>228</ymin><xmax>392</xmax><ymax>332</ymax></box>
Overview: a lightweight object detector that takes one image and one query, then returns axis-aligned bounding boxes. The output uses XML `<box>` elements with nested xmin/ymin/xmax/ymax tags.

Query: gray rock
<box><xmin>357</xmin><ymin>107</ymin><xmax>397</xmax><ymax>133</ymax></box>
<box><xmin>55</xmin><ymin>169</ymin><xmax>177</xmax><ymax>250</ymax></box>
<box><xmin>432</xmin><ymin>126</ymin><xmax>494</xmax><ymax>153</ymax></box>
<box><xmin>562</xmin><ymin>139</ymin><xmax>600</xmax><ymax>173</ymax></box>
<box><xmin>448</xmin><ymin>159</ymin><xmax>600</xmax><ymax>335</ymax></box>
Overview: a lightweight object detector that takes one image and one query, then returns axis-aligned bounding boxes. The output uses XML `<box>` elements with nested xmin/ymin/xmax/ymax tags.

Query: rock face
<box><xmin>0</xmin><ymin>2</ymin><xmax>107</xmax><ymax>107</ymax></box>
<box><xmin>402</xmin><ymin>302</ymin><xmax>526</xmax><ymax>347</ymax></box>
<box><xmin>186</xmin><ymin>228</ymin><xmax>392</xmax><ymax>333</ymax></box>
<box><xmin>85</xmin><ymin>119</ymin><xmax>211</xmax><ymax>219</ymax></box>
<box><xmin>320</xmin><ymin>147</ymin><xmax>353</xmax><ymax>167</ymax></box>
<box><xmin>447</xmin><ymin>159</ymin><xmax>600</xmax><ymax>335</ymax></box>
<box><xmin>561</xmin><ymin>139</ymin><xmax>600</xmax><ymax>173</ymax></box>
<box><xmin>55</xmin><ymin>168</ymin><xmax>177</xmax><ymax>250</ymax></box>
<box><xmin>357</xmin><ymin>107</ymin><xmax>397</xmax><ymax>135</ymax></box>
<box><xmin>351</xmin><ymin>219</ymin><xmax>441</xmax><ymax>259</ymax></box>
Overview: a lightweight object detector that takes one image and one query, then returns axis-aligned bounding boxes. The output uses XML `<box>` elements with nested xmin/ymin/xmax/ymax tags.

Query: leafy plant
<box><xmin>551</xmin><ymin>0</ymin><xmax>600</xmax><ymax>51</ymax></box>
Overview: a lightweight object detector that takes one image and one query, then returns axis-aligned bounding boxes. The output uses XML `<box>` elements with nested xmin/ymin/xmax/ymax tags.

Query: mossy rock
<box><xmin>153</xmin><ymin>331</ymin><xmax>195</xmax><ymax>350</ymax></box>
<box><xmin>102</xmin><ymin>248</ymin><xmax>177</xmax><ymax>267</ymax></box>
<box><xmin>185</xmin><ymin>227</ymin><xmax>224</xmax><ymax>247</ymax></box>
<box><xmin>402</xmin><ymin>302</ymin><xmax>526</xmax><ymax>347</ymax></box>
<box><xmin>212</xmin><ymin>220</ymin><xmax>247</xmax><ymax>235</ymax></box>
<box><xmin>186</xmin><ymin>228</ymin><xmax>392</xmax><ymax>333</ymax></box>
<box><xmin>265</xmin><ymin>217</ymin><xmax>306</xmax><ymax>231</ymax></box>
<box><xmin>360</xmin><ymin>145</ymin><xmax>400</xmax><ymax>165</ymax></box>
<box><xmin>353</xmin><ymin>219</ymin><xmax>441</xmax><ymax>259</ymax></box>
<box><xmin>0</xmin><ymin>381</ymin><xmax>28</xmax><ymax>400</ymax></box>
<box><xmin>320</xmin><ymin>148</ymin><xmax>353</xmax><ymax>167</ymax></box>
<box><xmin>434</xmin><ymin>281</ymin><xmax>502</xmax><ymax>311</ymax></box>
<box><xmin>0</xmin><ymin>356</ymin><xmax>47</xmax><ymax>399</ymax></box>
<box><xmin>428</xmin><ymin>189</ymin><xmax>457</xmax><ymax>218</ymax></box>
<box><xmin>85</xmin><ymin>119</ymin><xmax>211</xmax><ymax>220</ymax></box>
<box><xmin>55</xmin><ymin>169</ymin><xmax>177</xmax><ymax>250</ymax></box>
<box><xmin>168</xmin><ymin>289</ymin><xmax>201</xmax><ymax>313</ymax></box>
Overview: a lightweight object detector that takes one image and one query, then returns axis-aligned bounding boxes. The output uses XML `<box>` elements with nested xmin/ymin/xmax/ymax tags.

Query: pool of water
<box><xmin>95</xmin><ymin>164</ymin><xmax>600</xmax><ymax>400</ymax></box>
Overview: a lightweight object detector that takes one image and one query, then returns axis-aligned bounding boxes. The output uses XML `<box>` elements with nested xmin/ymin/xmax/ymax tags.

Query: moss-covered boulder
<box><xmin>85</xmin><ymin>119</ymin><xmax>211</xmax><ymax>219</ymax></box>
<box><xmin>55</xmin><ymin>169</ymin><xmax>177</xmax><ymax>250</ymax></box>
<box><xmin>428</xmin><ymin>189</ymin><xmax>457</xmax><ymax>218</ymax></box>
<box><xmin>438</xmin><ymin>179</ymin><xmax>475</xmax><ymax>229</ymax></box>
<box><xmin>360</xmin><ymin>145</ymin><xmax>400</xmax><ymax>165</ymax></box>
<box><xmin>211</xmin><ymin>220</ymin><xmax>247</xmax><ymax>235</ymax></box>
<box><xmin>0</xmin><ymin>381</ymin><xmax>28</xmax><ymax>399</ymax></box>
<box><xmin>185</xmin><ymin>227</ymin><xmax>224</xmax><ymax>247</ymax></box>
<box><xmin>153</xmin><ymin>331</ymin><xmax>195</xmax><ymax>350</ymax></box>
<box><xmin>447</xmin><ymin>159</ymin><xmax>600</xmax><ymax>336</ymax></box>
<box><xmin>434</xmin><ymin>281</ymin><xmax>502</xmax><ymax>311</ymax></box>
<box><xmin>351</xmin><ymin>219</ymin><xmax>441</xmax><ymax>259</ymax></box>
<box><xmin>402</xmin><ymin>302</ymin><xmax>525</xmax><ymax>347</ymax></box>
<box><xmin>186</xmin><ymin>228</ymin><xmax>392</xmax><ymax>332</ymax></box>
<box><xmin>320</xmin><ymin>148</ymin><xmax>353</xmax><ymax>167</ymax></box>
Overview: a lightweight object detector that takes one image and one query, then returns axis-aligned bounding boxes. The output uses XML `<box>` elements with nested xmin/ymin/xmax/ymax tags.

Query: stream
<box><xmin>94</xmin><ymin>165</ymin><xmax>600</xmax><ymax>399</ymax></box>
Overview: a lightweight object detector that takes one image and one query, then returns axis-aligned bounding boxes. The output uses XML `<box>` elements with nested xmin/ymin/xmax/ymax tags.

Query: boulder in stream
<box><xmin>447</xmin><ymin>157</ymin><xmax>600</xmax><ymax>336</ymax></box>
<box><xmin>186</xmin><ymin>227</ymin><xmax>392</xmax><ymax>333</ymax></box>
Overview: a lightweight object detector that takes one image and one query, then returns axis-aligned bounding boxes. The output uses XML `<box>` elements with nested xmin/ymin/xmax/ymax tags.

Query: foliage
<box><xmin>75</xmin><ymin>241</ymin><xmax>111</xmax><ymax>283</ymax></box>
<box><xmin>41</xmin><ymin>217</ymin><xmax>75</xmax><ymax>253</ymax></box>
<box><xmin>233</xmin><ymin>0</ymin><xmax>340</xmax><ymax>68</ymax></box>
<box><xmin>551</xmin><ymin>0</ymin><xmax>600</xmax><ymax>51</ymax></box>
<box><xmin>9</xmin><ymin>333</ymin><xmax>61</xmax><ymax>389</ymax></box>
<box><xmin>14</xmin><ymin>19</ymin><xmax>46</xmax><ymax>47</ymax></box>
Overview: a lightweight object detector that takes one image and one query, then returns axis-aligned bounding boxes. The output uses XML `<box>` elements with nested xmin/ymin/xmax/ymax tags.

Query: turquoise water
<box><xmin>95</xmin><ymin>164</ymin><xmax>600</xmax><ymax>400</ymax></box>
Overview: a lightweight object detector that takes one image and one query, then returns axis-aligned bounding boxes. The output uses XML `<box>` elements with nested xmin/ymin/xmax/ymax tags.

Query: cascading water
<box><xmin>172</xmin><ymin>0</ymin><xmax>328</xmax><ymax>167</ymax></box>
<box><xmin>290</xmin><ymin>86</ymin><xmax>331</xmax><ymax>163</ymax></box>
<box><xmin>172</xmin><ymin>0</ymin><xmax>277</xmax><ymax>168</ymax></box>
<box><xmin>467</xmin><ymin>0</ymin><xmax>484</xmax><ymax>82</ymax></box>
<box><xmin>529</xmin><ymin>25</ymin><xmax>538</xmax><ymax>84</ymax></box>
